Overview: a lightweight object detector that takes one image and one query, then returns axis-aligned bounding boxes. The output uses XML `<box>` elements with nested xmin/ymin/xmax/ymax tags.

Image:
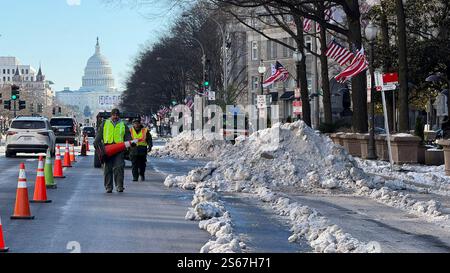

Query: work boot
<box><xmin>106</xmin><ymin>189</ymin><xmax>112</xmax><ymax>193</ymax></box>
<box><xmin>132</xmin><ymin>177</ymin><xmax>138</xmax><ymax>182</ymax></box>
<box><xmin>117</xmin><ymin>188</ymin><xmax>124</xmax><ymax>193</ymax></box>
<box><xmin>140</xmin><ymin>175</ymin><xmax>145</xmax><ymax>181</ymax></box>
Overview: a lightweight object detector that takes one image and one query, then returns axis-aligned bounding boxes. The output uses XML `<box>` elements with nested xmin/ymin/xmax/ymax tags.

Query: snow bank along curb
<box><xmin>164</xmin><ymin>165</ymin><xmax>246</xmax><ymax>253</ymax></box>
<box><xmin>255</xmin><ymin>186</ymin><xmax>379</xmax><ymax>253</ymax></box>
<box><xmin>355</xmin><ymin>158</ymin><xmax>450</xmax><ymax>196</ymax></box>
<box><xmin>151</xmin><ymin>130</ymin><xmax>230</xmax><ymax>159</ymax></box>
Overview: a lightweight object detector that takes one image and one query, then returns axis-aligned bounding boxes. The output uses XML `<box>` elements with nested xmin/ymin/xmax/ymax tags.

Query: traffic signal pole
<box><xmin>13</xmin><ymin>100</ymin><xmax>17</xmax><ymax>117</ymax></box>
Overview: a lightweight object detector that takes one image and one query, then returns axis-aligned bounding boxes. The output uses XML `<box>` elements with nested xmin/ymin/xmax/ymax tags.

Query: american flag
<box><xmin>262</xmin><ymin>61</ymin><xmax>289</xmax><ymax>88</ymax></box>
<box><xmin>334</xmin><ymin>46</ymin><xmax>369</xmax><ymax>83</ymax></box>
<box><xmin>185</xmin><ymin>99</ymin><xmax>194</xmax><ymax>110</ymax></box>
<box><xmin>326</xmin><ymin>40</ymin><xmax>355</xmax><ymax>66</ymax></box>
<box><xmin>303</xmin><ymin>8</ymin><xmax>332</xmax><ymax>33</ymax></box>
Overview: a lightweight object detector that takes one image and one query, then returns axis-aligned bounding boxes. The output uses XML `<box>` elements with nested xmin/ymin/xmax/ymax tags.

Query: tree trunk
<box><xmin>295</xmin><ymin>17</ymin><xmax>311</xmax><ymax>126</ymax></box>
<box><xmin>347</xmin><ymin>0</ymin><xmax>368</xmax><ymax>133</ymax></box>
<box><xmin>318</xmin><ymin>4</ymin><xmax>332</xmax><ymax>124</ymax></box>
<box><xmin>396</xmin><ymin>0</ymin><xmax>410</xmax><ymax>132</ymax></box>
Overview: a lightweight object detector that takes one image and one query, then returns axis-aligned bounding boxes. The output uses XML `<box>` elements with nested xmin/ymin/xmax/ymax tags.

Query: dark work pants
<box><xmin>131</xmin><ymin>155</ymin><xmax>147</xmax><ymax>180</ymax></box>
<box><xmin>103</xmin><ymin>151</ymin><xmax>125</xmax><ymax>191</ymax></box>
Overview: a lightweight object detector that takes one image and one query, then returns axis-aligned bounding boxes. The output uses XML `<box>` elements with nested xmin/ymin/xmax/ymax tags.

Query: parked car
<box><xmin>5</xmin><ymin>116</ymin><xmax>56</xmax><ymax>157</ymax></box>
<box><xmin>82</xmin><ymin>126</ymin><xmax>96</xmax><ymax>138</ymax></box>
<box><xmin>50</xmin><ymin>117</ymin><xmax>81</xmax><ymax>146</ymax></box>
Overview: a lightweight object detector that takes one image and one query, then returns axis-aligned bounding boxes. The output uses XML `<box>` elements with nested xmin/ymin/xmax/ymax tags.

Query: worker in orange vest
<box><xmin>129</xmin><ymin>118</ymin><xmax>152</xmax><ymax>181</ymax></box>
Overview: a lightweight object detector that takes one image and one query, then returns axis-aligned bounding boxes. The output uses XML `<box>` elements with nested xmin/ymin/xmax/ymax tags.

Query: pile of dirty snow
<box><xmin>356</xmin><ymin>158</ymin><xmax>450</xmax><ymax>195</ymax></box>
<box><xmin>150</xmin><ymin>130</ymin><xmax>230</xmax><ymax>159</ymax></box>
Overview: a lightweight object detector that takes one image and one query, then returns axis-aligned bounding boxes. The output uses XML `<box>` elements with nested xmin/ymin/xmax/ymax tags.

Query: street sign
<box><xmin>208</xmin><ymin>91</ymin><xmax>215</xmax><ymax>101</ymax></box>
<box><xmin>382</xmin><ymin>84</ymin><xmax>397</xmax><ymax>91</ymax></box>
<box><xmin>382</xmin><ymin>72</ymin><xmax>399</xmax><ymax>85</ymax></box>
<box><xmin>294</xmin><ymin>87</ymin><xmax>301</xmax><ymax>99</ymax></box>
<box><xmin>293</xmin><ymin>100</ymin><xmax>302</xmax><ymax>115</ymax></box>
<box><xmin>257</xmin><ymin>95</ymin><xmax>267</xmax><ymax>109</ymax></box>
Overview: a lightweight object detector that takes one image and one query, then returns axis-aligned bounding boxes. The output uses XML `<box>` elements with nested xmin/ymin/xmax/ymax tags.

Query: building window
<box><xmin>31</xmin><ymin>76</ymin><xmax>34</xmax><ymax>81</ymax></box>
<box><xmin>7</xmin><ymin>69</ymin><xmax>10</xmax><ymax>74</ymax></box>
<box><xmin>251</xmin><ymin>76</ymin><xmax>259</xmax><ymax>91</ymax></box>
<box><xmin>289</xmin><ymin>38</ymin><xmax>295</xmax><ymax>57</ymax></box>
<box><xmin>251</xmin><ymin>41</ymin><xmax>258</xmax><ymax>61</ymax></box>
<box><xmin>2</xmin><ymin>77</ymin><xmax>5</xmax><ymax>81</ymax></box>
<box><xmin>305</xmin><ymin>36</ymin><xmax>312</xmax><ymax>54</ymax></box>
<box><xmin>21</xmin><ymin>69</ymin><xmax>24</xmax><ymax>74</ymax></box>
<box><xmin>7</xmin><ymin>77</ymin><xmax>10</xmax><ymax>81</ymax></box>
<box><xmin>266</xmin><ymin>40</ymin><xmax>277</xmax><ymax>60</ymax></box>
<box><xmin>26</xmin><ymin>69</ymin><xmax>28</xmax><ymax>74</ymax></box>
<box><xmin>2</xmin><ymin>69</ymin><xmax>5</xmax><ymax>74</ymax></box>
<box><xmin>282</xmin><ymin>38</ymin><xmax>289</xmax><ymax>58</ymax></box>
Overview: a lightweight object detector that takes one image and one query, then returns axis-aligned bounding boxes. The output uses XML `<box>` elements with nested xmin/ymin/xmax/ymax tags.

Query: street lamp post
<box><xmin>257</xmin><ymin>60</ymin><xmax>267</xmax><ymax>131</ymax></box>
<box><xmin>292</xmin><ymin>49</ymin><xmax>303</xmax><ymax>121</ymax></box>
<box><xmin>365</xmin><ymin>21</ymin><xmax>379</xmax><ymax>160</ymax></box>
<box><xmin>209</xmin><ymin>17</ymin><xmax>228</xmax><ymax>104</ymax></box>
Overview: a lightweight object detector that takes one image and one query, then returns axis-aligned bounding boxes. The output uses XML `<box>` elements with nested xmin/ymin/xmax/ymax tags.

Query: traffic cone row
<box><xmin>2</xmin><ymin>139</ymin><xmax>89</xmax><ymax>251</ymax></box>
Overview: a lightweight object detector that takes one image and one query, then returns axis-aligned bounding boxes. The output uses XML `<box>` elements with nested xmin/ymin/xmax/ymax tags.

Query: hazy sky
<box><xmin>0</xmin><ymin>0</ymin><xmax>180</xmax><ymax>91</ymax></box>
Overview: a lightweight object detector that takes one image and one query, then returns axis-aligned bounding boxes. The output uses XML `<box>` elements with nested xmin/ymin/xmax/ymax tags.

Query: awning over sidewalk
<box><xmin>280</xmin><ymin>91</ymin><xmax>294</xmax><ymax>100</ymax></box>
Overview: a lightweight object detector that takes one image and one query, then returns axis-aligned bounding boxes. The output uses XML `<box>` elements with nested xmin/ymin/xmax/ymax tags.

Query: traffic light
<box><xmin>19</xmin><ymin>100</ymin><xmax>26</xmax><ymax>110</ymax></box>
<box><xmin>4</xmin><ymin>100</ymin><xmax>11</xmax><ymax>110</ymax></box>
<box><xmin>11</xmin><ymin>85</ymin><xmax>20</xmax><ymax>100</ymax></box>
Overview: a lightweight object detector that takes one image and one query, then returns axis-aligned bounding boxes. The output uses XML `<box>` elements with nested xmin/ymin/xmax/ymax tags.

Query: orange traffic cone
<box><xmin>31</xmin><ymin>156</ymin><xmax>52</xmax><ymax>203</ymax></box>
<box><xmin>63</xmin><ymin>141</ymin><xmax>72</xmax><ymax>168</ymax></box>
<box><xmin>53</xmin><ymin>145</ymin><xmax>65</xmax><ymax>178</ymax></box>
<box><xmin>70</xmin><ymin>143</ymin><xmax>77</xmax><ymax>163</ymax></box>
<box><xmin>86</xmin><ymin>137</ymin><xmax>90</xmax><ymax>151</ymax></box>
<box><xmin>104</xmin><ymin>140</ymin><xmax>136</xmax><ymax>157</ymax></box>
<box><xmin>11</xmin><ymin>163</ymin><xmax>35</xmax><ymax>220</ymax></box>
<box><xmin>0</xmin><ymin>216</ymin><xmax>9</xmax><ymax>252</ymax></box>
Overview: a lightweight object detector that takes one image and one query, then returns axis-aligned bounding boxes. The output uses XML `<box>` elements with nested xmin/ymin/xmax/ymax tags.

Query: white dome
<box><xmin>79</xmin><ymin>38</ymin><xmax>115</xmax><ymax>92</ymax></box>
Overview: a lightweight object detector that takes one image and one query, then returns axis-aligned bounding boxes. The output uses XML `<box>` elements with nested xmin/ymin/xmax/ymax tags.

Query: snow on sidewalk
<box><xmin>356</xmin><ymin>158</ymin><xmax>450</xmax><ymax>195</ymax></box>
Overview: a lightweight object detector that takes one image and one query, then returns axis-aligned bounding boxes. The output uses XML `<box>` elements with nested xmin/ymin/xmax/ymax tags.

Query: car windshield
<box><xmin>50</xmin><ymin>119</ymin><xmax>74</xmax><ymax>126</ymax></box>
<box><xmin>11</xmin><ymin>120</ymin><xmax>46</xmax><ymax>129</ymax></box>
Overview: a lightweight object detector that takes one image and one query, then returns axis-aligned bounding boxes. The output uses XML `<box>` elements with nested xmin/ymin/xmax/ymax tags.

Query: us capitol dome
<box><xmin>79</xmin><ymin>37</ymin><xmax>116</xmax><ymax>92</ymax></box>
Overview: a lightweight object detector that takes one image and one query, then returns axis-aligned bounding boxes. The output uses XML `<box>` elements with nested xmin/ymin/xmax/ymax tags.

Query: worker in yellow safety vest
<box><xmin>94</xmin><ymin>108</ymin><xmax>132</xmax><ymax>193</ymax></box>
<box><xmin>129</xmin><ymin>118</ymin><xmax>153</xmax><ymax>181</ymax></box>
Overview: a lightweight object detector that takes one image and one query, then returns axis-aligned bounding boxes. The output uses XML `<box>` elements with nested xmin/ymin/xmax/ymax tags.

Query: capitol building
<box><xmin>56</xmin><ymin>38</ymin><xmax>122</xmax><ymax>121</ymax></box>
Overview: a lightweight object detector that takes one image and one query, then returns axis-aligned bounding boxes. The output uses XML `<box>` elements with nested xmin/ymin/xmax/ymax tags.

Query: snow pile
<box><xmin>184</xmin><ymin>185</ymin><xmax>245</xmax><ymax>253</ymax></box>
<box><xmin>199</xmin><ymin>212</ymin><xmax>246</xmax><ymax>253</ymax></box>
<box><xmin>356</xmin><ymin>158</ymin><xmax>450</xmax><ymax>195</ymax></box>
<box><xmin>203</xmin><ymin>121</ymin><xmax>368</xmax><ymax>192</ymax></box>
<box><xmin>256</xmin><ymin>186</ymin><xmax>378</xmax><ymax>253</ymax></box>
<box><xmin>357</xmin><ymin>186</ymin><xmax>447</xmax><ymax>219</ymax></box>
<box><xmin>150</xmin><ymin>130</ymin><xmax>230</xmax><ymax>159</ymax></box>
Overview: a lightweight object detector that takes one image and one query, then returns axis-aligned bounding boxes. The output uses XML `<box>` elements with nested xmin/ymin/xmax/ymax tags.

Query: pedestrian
<box><xmin>129</xmin><ymin>118</ymin><xmax>152</xmax><ymax>181</ymax></box>
<box><xmin>94</xmin><ymin>108</ymin><xmax>131</xmax><ymax>193</ymax></box>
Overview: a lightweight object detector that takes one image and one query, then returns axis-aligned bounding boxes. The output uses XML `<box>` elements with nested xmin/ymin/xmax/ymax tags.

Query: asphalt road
<box><xmin>0</xmin><ymin>150</ymin><xmax>210</xmax><ymax>253</ymax></box>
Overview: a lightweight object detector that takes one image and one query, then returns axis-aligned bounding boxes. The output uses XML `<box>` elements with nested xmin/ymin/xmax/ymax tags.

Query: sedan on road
<box><xmin>5</xmin><ymin>116</ymin><xmax>56</xmax><ymax>157</ymax></box>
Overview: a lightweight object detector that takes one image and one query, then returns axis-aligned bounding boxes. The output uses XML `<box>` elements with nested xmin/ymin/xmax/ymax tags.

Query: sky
<box><xmin>0</xmin><ymin>0</ymin><xmax>181</xmax><ymax>92</ymax></box>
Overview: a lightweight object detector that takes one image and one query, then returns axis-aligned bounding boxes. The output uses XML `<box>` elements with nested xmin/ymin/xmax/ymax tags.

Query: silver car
<box><xmin>5</xmin><ymin>116</ymin><xmax>56</xmax><ymax>157</ymax></box>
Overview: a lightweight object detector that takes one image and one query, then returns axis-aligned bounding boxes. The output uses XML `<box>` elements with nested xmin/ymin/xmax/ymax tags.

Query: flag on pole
<box><xmin>334</xmin><ymin>46</ymin><xmax>369</xmax><ymax>83</ymax></box>
<box><xmin>326</xmin><ymin>40</ymin><xmax>355</xmax><ymax>66</ymax></box>
<box><xmin>262</xmin><ymin>61</ymin><xmax>289</xmax><ymax>87</ymax></box>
